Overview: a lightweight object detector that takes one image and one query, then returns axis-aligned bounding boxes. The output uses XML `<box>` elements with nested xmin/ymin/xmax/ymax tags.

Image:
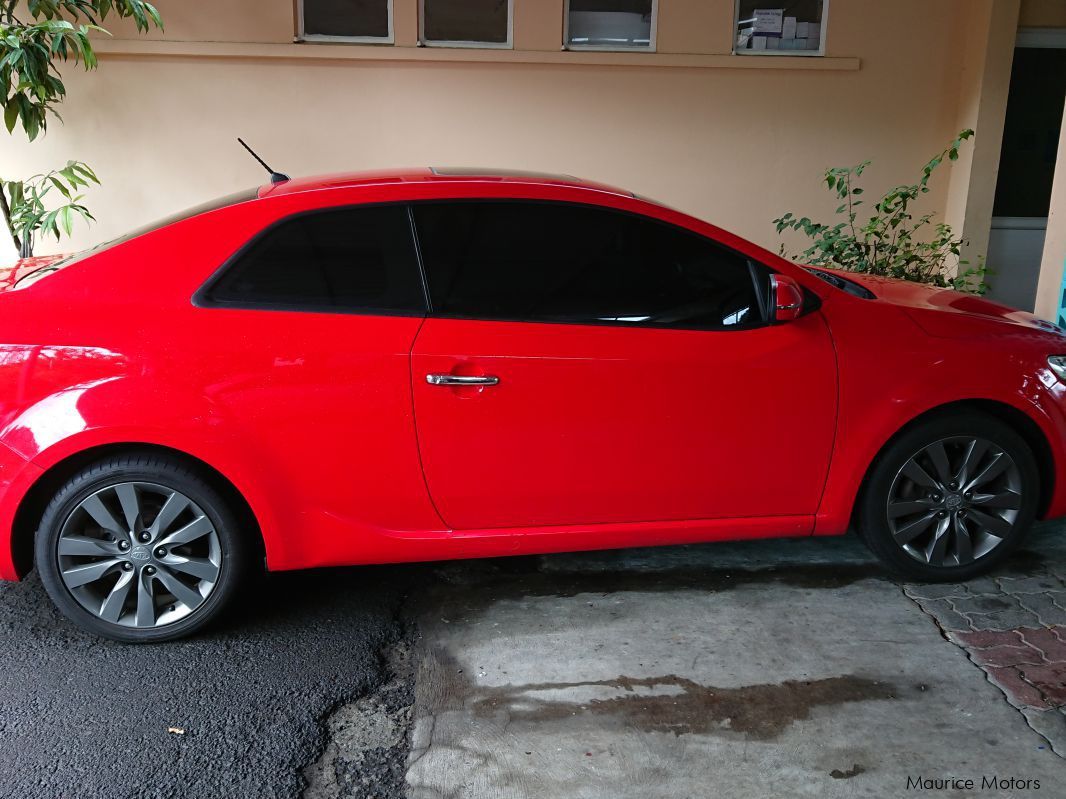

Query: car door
<box><xmin>409</xmin><ymin>199</ymin><xmax>837</xmax><ymax>531</ymax></box>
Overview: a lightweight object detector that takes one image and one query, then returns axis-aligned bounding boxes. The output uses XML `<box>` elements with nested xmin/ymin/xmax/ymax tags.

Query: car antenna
<box><xmin>237</xmin><ymin>138</ymin><xmax>290</xmax><ymax>184</ymax></box>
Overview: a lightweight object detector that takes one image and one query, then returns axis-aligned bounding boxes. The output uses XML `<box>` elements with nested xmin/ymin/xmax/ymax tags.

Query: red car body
<box><xmin>1</xmin><ymin>169</ymin><xmax>1065</xmax><ymax>582</ymax></box>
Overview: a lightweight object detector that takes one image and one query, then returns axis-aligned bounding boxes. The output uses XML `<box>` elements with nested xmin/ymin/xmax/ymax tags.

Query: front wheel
<box><xmin>858</xmin><ymin>412</ymin><xmax>1039</xmax><ymax>582</ymax></box>
<box><xmin>36</xmin><ymin>454</ymin><xmax>249</xmax><ymax>642</ymax></box>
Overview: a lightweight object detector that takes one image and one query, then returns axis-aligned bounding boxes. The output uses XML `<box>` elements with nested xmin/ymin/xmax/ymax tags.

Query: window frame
<box><xmin>193</xmin><ymin>203</ymin><xmax>429</xmax><ymax>318</ymax></box>
<box><xmin>418</xmin><ymin>0</ymin><xmax>514</xmax><ymax>50</ymax></box>
<box><xmin>732</xmin><ymin>0</ymin><xmax>829</xmax><ymax>57</ymax></box>
<box><xmin>409</xmin><ymin>197</ymin><xmax>775</xmax><ymax>332</ymax></box>
<box><xmin>296</xmin><ymin>0</ymin><xmax>395</xmax><ymax>45</ymax></box>
<box><xmin>563</xmin><ymin>0</ymin><xmax>658</xmax><ymax>53</ymax></box>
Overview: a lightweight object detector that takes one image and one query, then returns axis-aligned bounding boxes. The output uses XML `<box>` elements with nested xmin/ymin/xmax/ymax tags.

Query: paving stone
<box><xmin>902</xmin><ymin>583</ymin><xmax>969</xmax><ymax>600</ymax></box>
<box><xmin>1016</xmin><ymin>662</ymin><xmax>1066</xmax><ymax>706</ymax></box>
<box><xmin>950</xmin><ymin>594</ymin><xmax>1043</xmax><ymax>631</ymax></box>
<box><xmin>985</xmin><ymin>666</ymin><xmax>1052</xmax><ymax>710</ymax></box>
<box><xmin>1018</xmin><ymin>627</ymin><xmax>1066</xmax><ymax>662</ymax></box>
<box><xmin>1020</xmin><ymin>708</ymin><xmax>1066</xmax><ymax>758</ymax></box>
<box><xmin>950</xmin><ymin>628</ymin><xmax>1023</xmax><ymax>649</ymax></box>
<box><xmin>953</xmin><ymin>576</ymin><xmax>1004</xmax><ymax>596</ymax></box>
<box><xmin>969</xmin><ymin>644</ymin><xmax>1045</xmax><ymax>668</ymax></box>
<box><xmin>1014</xmin><ymin>593</ymin><xmax>1066</xmax><ymax>627</ymax></box>
<box><xmin>997</xmin><ymin>575</ymin><xmax>1066</xmax><ymax>595</ymax></box>
<box><xmin>910</xmin><ymin>596</ymin><xmax>973</xmax><ymax>631</ymax></box>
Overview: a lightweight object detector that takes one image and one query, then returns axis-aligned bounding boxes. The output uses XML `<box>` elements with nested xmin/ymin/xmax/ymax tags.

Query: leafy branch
<box><xmin>774</xmin><ymin>129</ymin><xmax>988</xmax><ymax>294</ymax></box>
<box><xmin>3</xmin><ymin>160</ymin><xmax>100</xmax><ymax>257</ymax></box>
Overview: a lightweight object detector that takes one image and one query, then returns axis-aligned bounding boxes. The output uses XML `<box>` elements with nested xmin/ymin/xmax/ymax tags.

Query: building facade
<box><xmin>2</xmin><ymin>0</ymin><xmax>1064</xmax><ymax>318</ymax></box>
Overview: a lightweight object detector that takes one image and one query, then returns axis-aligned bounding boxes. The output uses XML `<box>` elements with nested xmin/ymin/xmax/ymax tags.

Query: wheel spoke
<box><xmin>99</xmin><ymin>571</ymin><xmax>134</xmax><ymax>622</ymax></box>
<box><xmin>888</xmin><ymin>499</ymin><xmax>934</xmax><ymax>519</ymax></box>
<box><xmin>968</xmin><ymin>508</ymin><xmax>1013</xmax><ymax>538</ymax></box>
<box><xmin>953</xmin><ymin>516</ymin><xmax>974</xmax><ymax>565</ymax></box>
<box><xmin>114</xmin><ymin>484</ymin><xmax>141</xmax><ymax>533</ymax></box>
<box><xmin>893</xmin><ymin>511</ymin><xmax>937</xmax><ymax>545</ymax></box>
<box><xmin>79</xmin><ymin>495</ymin><xmax>124</xmax><ymax>535</ymax></box>
<box><xmin>925</xmin><ymin>516</ymin><xmax>951</xmax><ymax>565</ymax></box>
<box><xmin>155</xmin><ymin>567</ymin><xmax>205</xmax><ymax>610</ymax></box>
<box><xmin>58</xmin><ymin>536</ymin><xmax>120</xmax><ymax>557</ymax></box>
<box><xmin>926</xmin><ymin>441</ymin><xmax>953</xmax><ymax>486</ymax></box>
<box><xmin>62</xmin><ymin>559</ymin><xmax>120</xmax><ymax>588</ymax></box>
<box><xmin>966</xmin><ymin>451</ymin><xmax>1010</xmax><ymax>492</ymax></box>
<box><xmin>164</xmin><ymin>556</ymin><xmax>219</xmax><ymax>583</ymax></box>
<box><xmin>955</xmin><ymin>439</ymin><xmax>990</xmax><ymax>488</ymax></box>
<box><xmin>971</xmin><ymin>490</ymin><xmax>1021</xmax><ymax>510</ymax></box>
<box><xmin>150</xmin><ymin>491</ymin><xmax>190</xmax><ymax>538</ymax></box>
<box><xmin>135</xmin><ymin>573</ymin><xmax>156</xmax><ymax>627</ymax></box>
<box><xmin>901</xmin><ymin>459</ymin><xmax>940</xmax><ymax>490</ymax></box>
<box><xmin>159</xmin><ymin>515</ymin><xmax>213</xmax><ymax>548</ymax></box>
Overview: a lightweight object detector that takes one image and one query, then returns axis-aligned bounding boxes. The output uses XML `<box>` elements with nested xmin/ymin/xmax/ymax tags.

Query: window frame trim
<box><xmin>296</xmin><ymin>0</ymin><xmax>396</xmax><ymax>46</ymax></box>
<box><xmin>192</xmin><ymin>202</ymin><xmax>429</xmax><ymax>318</ymax></box>
<box><xmin>563</xmin><ymin>0</ymin><xmax>659</xmax><ymax>53</ymax></box>
<box><xmin>418</xmin><ymin>0</ymin><xmax>515</xmax><ymax>50</ymax></box>
<box><xmin>732</xmin><ymin>0</ymin><xmax>829</xmax><ymax>58</ymax></box>
<box><xmin>409</xmin><ymin>197</ymin><xmax>776</xmax><ymax>332</ymax></box>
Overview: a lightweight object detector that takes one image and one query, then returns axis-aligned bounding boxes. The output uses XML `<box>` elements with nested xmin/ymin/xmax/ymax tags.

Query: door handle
<box><xmin>426</xmin><ymin>374</ymin><xmax>500</xmax><ymax>387</ymax></box>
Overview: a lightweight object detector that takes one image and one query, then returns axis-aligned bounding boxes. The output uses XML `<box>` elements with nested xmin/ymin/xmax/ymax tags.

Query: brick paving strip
<box><xmin>903</xmin><ymin>573</ymin><xmax>1066</xmax><ymax>755</ymax></box>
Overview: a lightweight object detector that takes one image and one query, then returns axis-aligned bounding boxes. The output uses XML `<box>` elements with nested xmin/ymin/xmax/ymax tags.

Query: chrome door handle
<box><xmin>426</xmin><ymin>374</ymin><xmax>500</xmax><ymax>386</ymax></box>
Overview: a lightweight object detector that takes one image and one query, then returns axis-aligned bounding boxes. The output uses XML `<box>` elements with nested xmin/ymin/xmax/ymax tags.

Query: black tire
<box><xmin>36</xmin><ymin>453</ymin><xmax>249</xmax><ymax>642</ymax></box>
<box><xmin>857</xmin><ymin>411</ymin><xmax>1039</xmax><ymax>582</ymax></box>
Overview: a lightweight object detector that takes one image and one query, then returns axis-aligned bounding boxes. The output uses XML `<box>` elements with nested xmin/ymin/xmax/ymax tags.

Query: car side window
<box><xmin>412</xmin><ymin>201</ymin><xmax>764</xmax><ymax>330</ymax></box>
<box><xmin>203</xmin><ymin>205</ymin><xmax>425</xmax><ymax>313</ymax></box>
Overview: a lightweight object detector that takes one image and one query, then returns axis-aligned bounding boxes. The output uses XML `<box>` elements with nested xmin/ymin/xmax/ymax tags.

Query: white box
<box><xmin>752</xmin><ymin>35</ymin><xmax>768</xmax><ymax>50</ymax></box>
<box><xmin>806</xmin><ymin>37</ymin><xmax>820</xmax><ymax>50</ymax></box>
<box><xmin>782</xmin><ymin>16</ymin><xmax>797</xmax><ymax>40</ymax></box>
<box><xmin>796</xmin><ymin>21</ymin><xmax>811</xmax><ymax>38</ymax></box>
<box><xmin>766</xmin><ymin>37</ymin><xmax>780</xmax><ymax>49</ymax></box>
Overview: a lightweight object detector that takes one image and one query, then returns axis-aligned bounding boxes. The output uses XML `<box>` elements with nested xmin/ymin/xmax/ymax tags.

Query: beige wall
<box><xmin>0</xmin><ymin>0</ymin><xmax>1015</xmax><ymax>266</ymax></box>
<box><xmin>1019</xmin><ymin>0</ymin><xmax>1066</xmax><ymax>28</ymax></box>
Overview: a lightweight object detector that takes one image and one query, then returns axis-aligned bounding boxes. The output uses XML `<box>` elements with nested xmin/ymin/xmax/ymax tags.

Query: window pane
<box><xmin>209</xmin><ymin>206</ymin><xmax>424</xmax><ymax>313</ymax></box>
<box><xmin>736</xmin><ymin>1</ymin><xmax>824</xmax><ymax>54</ymax></box>
<box><xmin>568</xmin><ymin>0</ymin><xmax>653</xmax><ymax>49</ymax></box>
<box><xmin>423</xmin><ymin>0</ymin><xmax>509</xmax><ymax>44</ymax></box>
<box><xmin>413</xmin><ymin>202</ymin><xmax>763</xmax><ymax>330</ymax></box>
<box><xmin>304</xmin><ymin>0</ymin><xmax>390</xmax><ymax>39</ymax></box>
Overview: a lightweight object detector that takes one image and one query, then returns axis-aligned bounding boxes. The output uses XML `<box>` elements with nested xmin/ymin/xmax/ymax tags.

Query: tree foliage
<box><xmin>774</xmin><ymin>130</ymin><xmax>988</xmax><ymax>294</ymax></box>
<box><xmin>2</xmin><ymin>0</ymin><xmax>162</xmax><ymax>140</ymax></box>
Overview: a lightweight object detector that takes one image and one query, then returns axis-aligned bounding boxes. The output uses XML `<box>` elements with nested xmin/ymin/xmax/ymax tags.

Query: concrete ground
<box><xmin>1</xmin><ymin>524</ymin><xmax>1064</xmax><ymax>797</ymax></box>
<box><xmin>405</xmin><ymin>526</ymin><xmax>1066</xmax><ymax>799</ymax></box>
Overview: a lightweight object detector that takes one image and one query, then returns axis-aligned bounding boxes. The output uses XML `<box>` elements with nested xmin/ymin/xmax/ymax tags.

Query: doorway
<box><xmin>986</xmin><ymin>28</ymin><xmax>1066</xmax><ymax>311</ymax></box>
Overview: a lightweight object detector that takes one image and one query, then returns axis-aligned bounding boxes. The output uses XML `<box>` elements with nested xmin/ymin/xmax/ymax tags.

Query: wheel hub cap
<box><xmin>56</xmin><ymin>482</ymin><xmax>223</xmax><ymax>628</ymax></box>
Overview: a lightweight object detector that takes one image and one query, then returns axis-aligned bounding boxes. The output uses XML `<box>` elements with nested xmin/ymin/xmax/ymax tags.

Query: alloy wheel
<box><xmin>886</xmin><ymin>436</ymin><xmax>1022</xmax><ymax>568</ymax></box>
<box><xmin>56</xmin><ymin>481</ymin><xmax>223</xmax><ymax>628</ymax></box>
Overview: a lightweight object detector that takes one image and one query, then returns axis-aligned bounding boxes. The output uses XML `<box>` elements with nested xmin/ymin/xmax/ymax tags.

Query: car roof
<box><xmin>258</xmin><ymin>167</ymin><xmax>636</xmax><ymax>200</ymax></box>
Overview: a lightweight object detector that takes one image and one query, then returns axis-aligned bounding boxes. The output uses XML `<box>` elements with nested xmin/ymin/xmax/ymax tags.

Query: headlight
<box><xmin>1048</xmin><ymin>356</ymin><xmax>1066</xmax><ymax>381</ymax></box>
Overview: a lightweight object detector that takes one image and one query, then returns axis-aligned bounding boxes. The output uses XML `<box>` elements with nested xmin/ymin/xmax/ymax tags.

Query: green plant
<box><xmin>3</xmin><ymin>160</ymin><xmax>99</xmax><ymax>257</ymax></box>
<box><xmin>774</xmin><ymin>129</ymin><xmax>988</xmax><ymax>294</ymax></box>
<box><xmin>0</xmin><ymin>0</ymin><xmax>162</xmax><ymax>256</ymax></box>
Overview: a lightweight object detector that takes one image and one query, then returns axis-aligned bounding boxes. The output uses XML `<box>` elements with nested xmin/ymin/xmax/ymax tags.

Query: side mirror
<box><xmin>770</xmin><ymin>274</ymin><xmax>805</xmax><ymax>323</ymax></box>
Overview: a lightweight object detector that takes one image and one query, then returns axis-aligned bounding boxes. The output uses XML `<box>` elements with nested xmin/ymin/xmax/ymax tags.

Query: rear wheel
<box><xmin>36</xmin><ymin>454</ymin><xmax>248</xmax><ymax>642</ymax></box>
<box><xmin>858</xmin><ymin>412</ymin><xmax>1039</xmax><ymax>582</ymax></box>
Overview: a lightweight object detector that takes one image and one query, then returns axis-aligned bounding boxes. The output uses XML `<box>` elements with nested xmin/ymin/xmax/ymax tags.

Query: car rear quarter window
<box><xmin>411</xmin><ymin>201</ymin><xmax>764</xmax><ymax>329</ymax></box>
<box><xmin>202</xmin><ymin>205</ymin><xmax>425</xmax><ymax>314</ymax></box>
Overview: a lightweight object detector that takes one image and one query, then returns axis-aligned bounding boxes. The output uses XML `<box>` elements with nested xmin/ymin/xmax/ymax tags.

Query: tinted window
<box><xmin>303</xmin><ymin>0</ymin><xmax>391</xmax><ymax>39</ymax></box>
<box><xmin>206</xmin><ymin>206</ymin><xmax>425</xmax><ymax>313</ymax></box>
<box><xmin>413</xmin><ymin>201</ymin><xmax>763</xmax><ymax>329</ymax></box>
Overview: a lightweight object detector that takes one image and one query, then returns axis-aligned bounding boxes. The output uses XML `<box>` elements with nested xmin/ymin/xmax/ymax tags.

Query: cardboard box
<box><xmin>782</xmin><ymin>16</ymin><xmax>797</xmax><ymax>40</ymax></box>
<box><xmin>796</xmin><ymin>21</ymin><xmax>811</xmax><ymax>38</ymax></box>
<box><xmin>752</xmin><ymin>35</ymin><xmax>768</xmax><ymax>50</ymax></box>
<box><xmin>766</xmin><ymin>37</ymin><xmax>780</xmax><ymax>49</ymax></box>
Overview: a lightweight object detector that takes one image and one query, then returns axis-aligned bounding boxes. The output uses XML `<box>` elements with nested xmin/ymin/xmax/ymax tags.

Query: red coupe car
<box><xmin>1</xmin><ymin>168</ymin><xmax>1064</xmax><ymax>641</ymax></box>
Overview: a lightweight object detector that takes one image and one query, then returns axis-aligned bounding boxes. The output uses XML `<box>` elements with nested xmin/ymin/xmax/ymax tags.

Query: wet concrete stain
<box><xmin>470</xmin><ymin>673</ymin><xmax>899</xmax><ymax>741</ymax></box>
<box><xmin>418</xmin><ymin>646</ymin><xmax>901</xmax><ymax>742</ymax></box>
<box><xmin>830</xmin><ymin>763</ymin><xmax>866</xmax><ymax>779</ymax></box>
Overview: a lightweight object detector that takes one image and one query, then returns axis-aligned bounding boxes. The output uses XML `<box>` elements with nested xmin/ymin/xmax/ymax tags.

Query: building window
<box><xmin>299</xmin><ymin>0</ymin><xmax>394</xmax><ymax>44</ymax></box>
<box><xmin>734</xmin><ymin>2</ymin><xmax>827</xmax><ymax>56</ymax></box>
<box><xmin>565</xmin><ymin>0</ymin><xmax>657</xmax><ymax>51</ymax></box>
<box><xmin>420</xmin><ymin>0</ymin><xmax>513</xmax><ymax>49</ymax></box>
